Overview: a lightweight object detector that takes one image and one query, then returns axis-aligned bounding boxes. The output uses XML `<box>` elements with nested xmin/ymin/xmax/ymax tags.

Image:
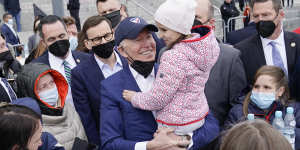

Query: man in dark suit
<box><xmin>193</xmin><ymin>0</ymin><xmax>247</xmax><ymax>127</ymax></box>
<box><xmin>100</xmin><ymin>16</ymin><xmax>219</xmax><ymax>150</ymax></box>
<box><xmin>1</xmin><ymin>13</ymin><xmax>22</xmax><ymax>56</ymax></box>
<box><xmin>226</xmin><ymin>21</ymin><xmax>257</xmax><ymax>45</ymax></box>
<box><xmin>71</xmin><ymin>16</ymin><xmax>127</xmax><ymax>146</ymax></box>
<box><xmin>32</xmin><ymin>15</ymin><xmax>89</xmax><ymax>106</ymax></box>
<box><xmin>234</xmin><ymin>0</ymin><xmax>300</xmax><ymax>89</ymax></box>
<box><xmin>0</xmin><ymin>33</ymin><xmax>17</xmax><ymax>102</ymax></box>
<box><xmin>3</xmin><ymin>0</ymin><xmax>21</xmax><ymax>32</ymax></box>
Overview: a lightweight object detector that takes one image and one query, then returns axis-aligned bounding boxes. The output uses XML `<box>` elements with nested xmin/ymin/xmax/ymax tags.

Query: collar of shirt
<box><xmin>94</xmin><ymin>51</ymin><xmax>123</xmax><ymax>78</ymax></box>
<box><xmin>260</xmin><ymin>29</ymin><xmax>285</xmax><ymax>48</ymax></box>
<box><xmin>94</xmin><ymin>50</ymin><xmax>123</xmax><ymax>70</ymax></box>
<box><xmin>48</xmin><ymin>50</ymin><xmax>76</xmax><ymax>70</ymax></box>
<box><xmin>129</xmin><ymin>64</ymin><xmax>155</xmax><ymax>92</ymax></box>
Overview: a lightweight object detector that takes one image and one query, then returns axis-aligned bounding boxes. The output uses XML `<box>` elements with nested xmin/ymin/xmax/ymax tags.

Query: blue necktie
<box><xmin>63</xmin><ymin>61</ymin><xmax>72</xmax><ymax>85</ymax></box>
<box><xmin>269</xmin><ymin>41</ymin><xmax>287</xmax><ymax>75</ymax></box>
<box><xmin>1</xmin><ymin>78</ymin><xmax>17</xmax><ymax>101</ymax></box>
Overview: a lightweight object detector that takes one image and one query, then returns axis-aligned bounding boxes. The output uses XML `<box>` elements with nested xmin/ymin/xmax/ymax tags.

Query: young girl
<box><xmin>123</xmin><ymin>0</ymin><xmax>220</xmax><ymax>137</ymax></box>
<box><xmin>224</xmin><ymin>65</ymin><xmax>300</xmax><ymax>149</ymax></box>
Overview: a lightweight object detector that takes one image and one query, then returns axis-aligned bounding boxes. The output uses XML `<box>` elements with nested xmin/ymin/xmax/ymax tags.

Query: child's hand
<box><xmin>122</xmin><ymin>90</ymin><xmax>136</xmax><ymax>102</ymax></box>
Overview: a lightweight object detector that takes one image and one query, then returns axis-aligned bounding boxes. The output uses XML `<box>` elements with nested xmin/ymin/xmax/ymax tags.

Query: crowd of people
<box><xmin>0</xmin><ymin>0</ymin><xmax>300</xmax><ymax>150</ymax></box>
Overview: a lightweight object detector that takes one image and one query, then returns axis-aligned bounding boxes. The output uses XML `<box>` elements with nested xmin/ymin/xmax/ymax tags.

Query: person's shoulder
<box><xmin>234</xmin><ymin>34</ymin><xmax>258</xmax><ymax>49</ymax></box>
<box><xmin>31</xmin><ymin>53</ymin><xmax>48</xmax><ymax>64</ymax></box>
<box><xmin>72</xmin><ymin>50</ymin><xmax>90</xmax><ymax>60</ymax></box>
<box><xmin>219</xmin><ymin>43</ymin><xmax>240</xmax><ymax>53</ymax></box>
<box><xmin>72</xmin><ymin>55</ymin><xmax>94</xmax><ymax>70</ymax></box>
<box><xmin>284</xmin><ymin>30</ymin><xmax>300</xmax><ymax>40</ymax></box>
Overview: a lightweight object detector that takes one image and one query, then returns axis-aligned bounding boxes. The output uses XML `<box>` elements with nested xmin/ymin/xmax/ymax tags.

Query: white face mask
<box><xmin>7</xmin><ymin>19</ymin><xmax>13</xmax><ymax>25</ymax></box>
<box><xmin>69</xmin><ymin>36</ymin><xmax>78</xmax><ymax>51</ymax></box>
<box><xmin>39</xmin><ymin>85</ymin><xmax>59</xmax><ymax>106</ymax></box>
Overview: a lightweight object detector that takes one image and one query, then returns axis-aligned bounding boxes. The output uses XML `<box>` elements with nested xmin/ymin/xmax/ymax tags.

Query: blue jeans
<box><xmin>9</xmin><ymin>11</ymin><xmax>21</xmax><ymax>32</ymax></box>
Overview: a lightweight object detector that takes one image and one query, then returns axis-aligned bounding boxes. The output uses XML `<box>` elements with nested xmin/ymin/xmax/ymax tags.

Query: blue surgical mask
<box><xmin>69</xmin><ymin>36</ymin><xmax>78</xmax><ymax>51</ymax></box>
<box><xmin>39</xmin><ymin>85</ymin><xmax>59</xmax><ymax>106</ymax></box>
<box><xmin>250</xmin><ymin>91</ymin><xmax>276</xmax><ymax>109</ymax></box>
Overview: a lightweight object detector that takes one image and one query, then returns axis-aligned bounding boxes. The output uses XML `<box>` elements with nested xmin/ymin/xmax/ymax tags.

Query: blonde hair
<box><xmin>34</xmin><ymin>41</ymin><xmax>47</xmax><ymax>59</ymax></box>
<box><xmin>220</xmin><ymin>119</ymin><xmax>293</xmax><ymax>150</ymax></box>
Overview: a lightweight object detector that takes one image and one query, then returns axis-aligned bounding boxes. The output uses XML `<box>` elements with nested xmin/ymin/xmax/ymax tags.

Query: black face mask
<box><xmin>193</xmin><ymin>19</ymin><xmax>203</xmax><ymax>26</ymax></box>
<box><xmin>104</xmin><ymin>10</ymin><xmax>121</xmax><ymax>28</ymax></box>
<box><xmin>127</xmin><ymin>56</ymin><xmax>155</xmax><ymax>78</ymax></box>
<box><xmin>48</xmin><ymin>40</ymin><xmax>70</xmax><ymax>57</ymax></box>
<box><xmin>256</xmin><ymin>20</ymin><xmax>276</xmax><ymax>38</ymax></box>
<box><xmin>92</xmin><ymin>40</ymin><xmax>115</xmax><ymax>59</ymax></box>
<box><xmin>0</xmin><ymin>51</ymin><xmax>14</xmax><ymax>62</ymax></box>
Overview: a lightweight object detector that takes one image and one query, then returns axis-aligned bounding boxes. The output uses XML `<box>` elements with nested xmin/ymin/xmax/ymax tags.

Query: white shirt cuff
<box><xmin>135</xmin><ymin>141</ymin><xmax>148</xmax><ymax>150</ymax></box>
<box><xmin>188</xmin><ymin>132</ymin><xmax>194</xmax><ymax>150</ymax></box>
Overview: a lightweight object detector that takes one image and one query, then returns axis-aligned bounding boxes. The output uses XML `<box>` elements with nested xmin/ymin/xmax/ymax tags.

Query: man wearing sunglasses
<box><xmin>71</xmin><ymin>15</ymin><xmax>128</xmax><ymax>147</ymax></box>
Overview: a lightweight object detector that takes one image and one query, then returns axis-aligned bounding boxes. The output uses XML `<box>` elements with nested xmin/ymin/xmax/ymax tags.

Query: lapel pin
<box><xmin>76</xmin><ymin>59</ymin><xmax>80</xmax><ymax>63</ymax></box>
<box><xmin>291</xmin><ymin>42</ymin><xmax>296</xmax><ymax>47</ymax></box>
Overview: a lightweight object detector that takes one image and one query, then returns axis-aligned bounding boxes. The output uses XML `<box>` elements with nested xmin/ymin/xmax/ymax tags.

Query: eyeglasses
<box><xmin>88</xmin><ymin>32</ymin><xmax>113</xmax><ymax>44</ymax></box>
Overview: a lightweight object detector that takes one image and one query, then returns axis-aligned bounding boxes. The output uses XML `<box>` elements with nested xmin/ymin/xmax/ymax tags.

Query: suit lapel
<box><xmin>122</xmin><ymin>64</ymin><xmax>141</xmax><ymax>92</ymax></box>
<box><xmin>284</xmin><ymin>32</ymin><xmax>297</xmax><ymax>75</ymax></box>
<box><xmin>254</xmin><ymin>35</ymin><xmax>267</xmax><ymax>66</ymax></box>
<box><xmin>0</xmin><ymin>83</ymin><xmax>11</xmax><ymax>102</ymax></box>
<box><xmin>4</xmin><ymin>24</ymin><xmax>18</xmax><ymax>40</ymax></box>
<box><xmin>90</xmin><ymin>55</ymin><xmax>105</xmax><ymax>89</ymax></box>
<box><xmin>44</xmin><ymin>51</ymin><xmax>50</xmax><ymax>66</ymax></box>
<box><xmin>72</xmin><ymin>51</ymin><xmax>81</xmax><ymax>64</ymax></box>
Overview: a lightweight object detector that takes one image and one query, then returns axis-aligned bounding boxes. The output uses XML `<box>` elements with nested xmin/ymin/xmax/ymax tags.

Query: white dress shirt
<box><xmin>260</xmin><ymin>30</ymin><xmax>288</xmax><ymax>74</ymax></box>
<box><xmin>94</xmin><ymin>51</ymin><xmax>123</xmax><ymax>78</ymax></box>
<box><xmin>48</xmin><ymin>50</ymin><xmax>76</xmax><ymax>106</ymax></box>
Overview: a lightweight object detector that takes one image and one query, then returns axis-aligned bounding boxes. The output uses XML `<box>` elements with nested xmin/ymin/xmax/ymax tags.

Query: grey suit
<box><xmin>204</xmin><ymin>44</ymin><xmax>247</xmax><ymax>126</ymax></box>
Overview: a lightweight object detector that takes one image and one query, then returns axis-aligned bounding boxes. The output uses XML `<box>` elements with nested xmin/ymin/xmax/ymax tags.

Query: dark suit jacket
<box><xmin>234</xmin><ymin>31</ymin><xmax>300</xmax><ymax>87</ymax></box>
<box><xmin>204</xmin><ymin>44</ymin><xmax>247</xmax><ymax>126</ymax></box>
<box><xmin>71</xmin><ymin>52</ymin><xmax>127</xmax><ymax>146</ymax></box>
<box><xmin>100</xmin><ymin>64</ymin><xmax>220</xmax><ymax>150</ymax></box>
<box><xmin>1</xmin><ymin>24</ymin><xmax>20</xmax><ymax>45</ymax></box>
<box><xmin>31</xmin><ymin>50</ymin><xmax>89</xmax><ymax>66</ymax></box>
<box><xmin>226</xmin><ymin>22</ymin><xmax>257</xmax><ymax>45</ymax></box>
<box><xmin>0</xmin><ymin>79</ymin><xmax>12</xmax><ymax>102</ymax></box>
<box><xmin>4</xmin><ymin>0</ymin><xmax>21</xmax><ymax>15</ymax></box>
<box><xmin>290</xmin><ymin>56</ymin><xmax>300</xmax><ymax>100</ymax></box>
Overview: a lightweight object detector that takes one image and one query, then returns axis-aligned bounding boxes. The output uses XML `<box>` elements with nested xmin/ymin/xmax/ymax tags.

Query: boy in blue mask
<box><xmin>224</xmin><ymin>65</ymin><xmax>300</xmax><ymax>149</ymax></box>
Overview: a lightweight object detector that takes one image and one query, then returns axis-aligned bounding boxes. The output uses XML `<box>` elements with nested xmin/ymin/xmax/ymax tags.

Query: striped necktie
<box><xmin>1</xmin><ymin>78</ymin><xmax>17</xmax><ymax>101</ymax></box>
<box><xmin>269</xmin><ymin>41</ymin><xmax>288</xmax><ymax>75</ymax></box>
<box><xmin>63</xmin><ymin>61</ymin><xmax>71</xmax><ymax>84</ymax></box>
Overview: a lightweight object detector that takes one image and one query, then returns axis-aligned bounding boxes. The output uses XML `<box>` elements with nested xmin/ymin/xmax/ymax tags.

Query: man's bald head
<box><xmin>195</xmin><ymin>0</ymin><xmax>215</xmax><ymax>27</ymax></box>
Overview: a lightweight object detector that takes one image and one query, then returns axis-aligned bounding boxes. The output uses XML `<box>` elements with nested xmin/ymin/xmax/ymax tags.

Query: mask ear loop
<box><xmin>123</xmin><ymin>49</ymin><xmax>135</xmax><ymax>64</ymax></box>
<box><xmin>272</xmin><ymin>12</ymin><xmax>281</xmax><ymax>26</ymax></box>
